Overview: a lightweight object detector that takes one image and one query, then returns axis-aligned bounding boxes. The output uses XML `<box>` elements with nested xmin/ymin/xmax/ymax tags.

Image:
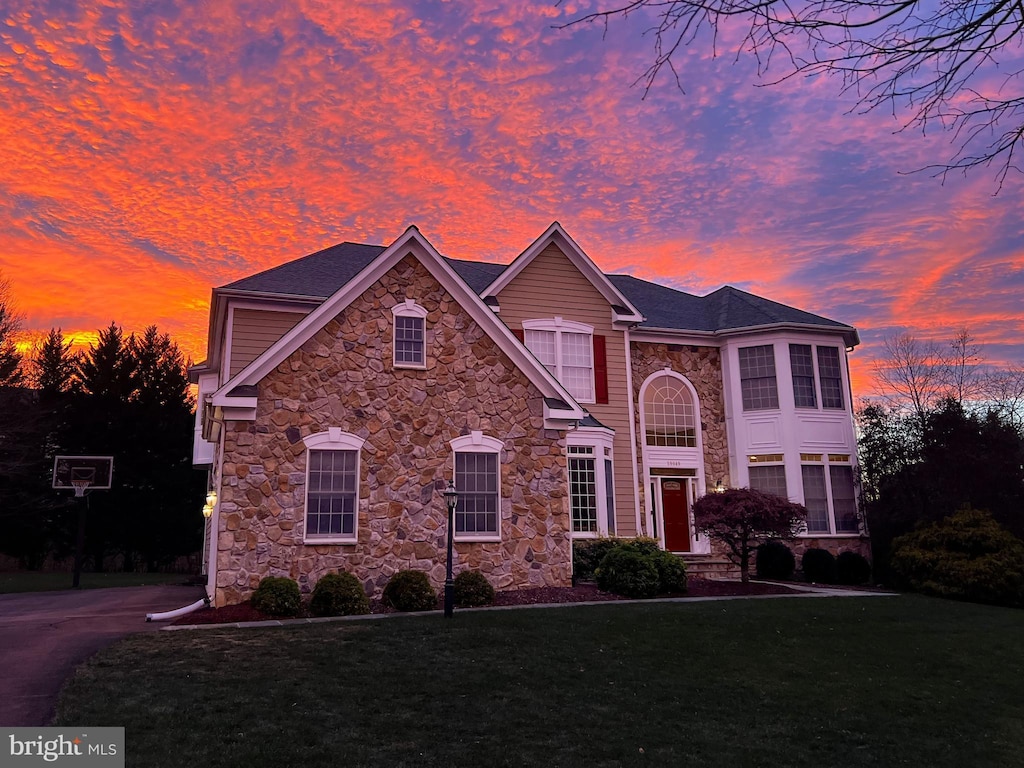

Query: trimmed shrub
<box><xmin>453</xmin><ymin>571</ymin><xmax>496</xmax><ymax>607</ymax></box>
<box><xmin>836</xmin><ymin>551</ymin><xmax>872</xmax><ymax>585</ymax></box>
<box><xmin>310</xmin><ymin>572</ymin><xmax>370</xmax><ymax>617</ymax></box>
<box><xmin>756</xmin><ymin>540</ymin><xmax>796</xmax><ymax>580</ymax></box>
<box><xmin>383</xmin><ymin>570</ymin><xmax>437</xmax><ymax>612</ymax></box>
<box><xmin>802</xmin><ymin>548</ymin><xmax>838</xmax><ymax>584</ymax></box>
<box><xmin>650</xmin><ymin>549</ymin><xmax>688</xmax><ymax>594</ymax></box>
<box><xmin>573</xmin><ymin>538</ymin><xmax>621</xmax><ymax>582</ymax></box>
<box><xmin>890</xmin><ymin>509</ymin><xmax>1024</xmax><ymax>607</ymax></box>
<box><xmin>595</xmin><ymin>548</ymin><xmax>661</xmax><ymax>599</ymax></box>
<box><xmin>251</xmin><ymin>576</ymin><xmax>301</xmax><ymax>617</ymax></box>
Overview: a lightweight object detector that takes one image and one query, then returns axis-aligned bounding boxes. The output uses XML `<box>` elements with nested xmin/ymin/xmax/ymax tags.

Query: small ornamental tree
<box><xmin>692</xmin><ymin>488</ymin><xmax>808</xmax><ymax>583</ymax></box>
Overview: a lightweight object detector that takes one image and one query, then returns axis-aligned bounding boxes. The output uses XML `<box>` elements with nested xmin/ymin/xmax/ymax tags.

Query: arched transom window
<box><xmin>644</xmin><ymin>375</ymin><xmax>697</xmax><ymax>447</ymax></box>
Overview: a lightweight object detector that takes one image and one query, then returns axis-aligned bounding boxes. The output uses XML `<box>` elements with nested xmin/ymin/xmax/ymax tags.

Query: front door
<box><xmin>661</xmin><ymin>479</ymin><xmax>691</xmax><ymax>552</ymax></box>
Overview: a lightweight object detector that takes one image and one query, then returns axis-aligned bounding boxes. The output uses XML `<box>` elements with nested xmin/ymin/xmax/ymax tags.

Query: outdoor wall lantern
<box><xmin>442</xmin><ymin>481</ymin><xmax>459</xmax><ymax>618</ymax></box>
<box><xmin>202</xmin><ymin>502</ymin><xmax>214</xmax><ymax>519</ymax></box>
<box><xmin>206</xmin><ymin>490</ymin><xmax>218</xmax><ymax>507</ymax></box>
<box><xmin>715</xmin><ymin>479</ymin><xmax>726</xmax><ymax>493</ymax></box>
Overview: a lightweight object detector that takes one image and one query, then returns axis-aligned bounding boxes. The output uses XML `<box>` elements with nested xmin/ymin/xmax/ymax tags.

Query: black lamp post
<box><xmin>442</xmin><ymin>480</ymin><xmax>459</xmax><ymax>618</ymax></box>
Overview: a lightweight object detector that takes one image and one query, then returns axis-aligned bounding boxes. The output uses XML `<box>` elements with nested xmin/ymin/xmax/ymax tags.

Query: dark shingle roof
<box><xmin>222</xmin><ymin>241</ymin><xmax>855</xmax><ymax>341</ymax></box>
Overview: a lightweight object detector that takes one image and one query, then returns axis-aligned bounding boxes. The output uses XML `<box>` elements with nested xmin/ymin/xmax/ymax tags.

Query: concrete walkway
<box><xmin>0</xmin><ymin>585</ymin><xmax>206</xmax><ymax>726</ymax></box>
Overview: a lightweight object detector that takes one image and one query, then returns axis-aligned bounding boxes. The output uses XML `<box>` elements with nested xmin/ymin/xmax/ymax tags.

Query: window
<box><xmin>450</xmin><ymin>432</ymin><xmax>503</xmax><ymax>540</ymax></box>
<box><xmin>523</xmin><ymin>318</ymin><xmax>594</xmax><ymax>402</ymax></box>
<box><xmin>801</xmin><ymin>455</ymin><xmax>860</xmax><ymax>534</ymax></box>
<box><xmin>739</xmin><ymin>345</ymin><xmax>779</xmax><ymax>410</ymax></box>
<box><xmin>643</xmin><ymin>374</ymin><xmax>697</xmax><ymax>447</ymax></box>
<box><xmin>817</xmin><ymin>346</ymin><xmax>844</xmax><ymax>409</ymax></box>
<box><xmin>392</xmin><ymin>299</ymin><xmax>428</xmax><ymax>368</ymax></box>
<box><xmin>568</xmin><ymin>446</ymin><xmax>598</xmax><ymax>533</ymax></box>
<box><xmin>801</xmin><ymin>465</ymin><xmax>830</xmax><ymax>533</ymax></box>
<box><xmin>789</xmin><ymin>344</ymin><xmax>817</xmax><ymax>408</ymax></box>
<box><xmin>748</xmin><ymin>465</ymin><xmax>787</xmax><ymax>498</ymax></box>
<box><xmin>604</xmin><ymin>457</ymin><xmax>616</xmax><ymax>536</ymax></box>
<box><xmin>303</xmin><ymin>429</ymin><xmax>364</xmax><ymax>543</ymax></box>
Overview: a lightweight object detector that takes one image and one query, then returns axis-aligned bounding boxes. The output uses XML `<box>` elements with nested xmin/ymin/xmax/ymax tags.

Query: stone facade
<box><xmin>213</xmin><ymin>255</ymin><xmax>572</xmax><ymax>606</ymax></box>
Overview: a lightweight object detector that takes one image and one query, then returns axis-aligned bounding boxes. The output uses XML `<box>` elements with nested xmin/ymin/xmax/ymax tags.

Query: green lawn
<box><xmin>0</xmin><ymin>571</ymin><xmax>192</xmax><ymax>594</ymax></box>
<box><xmin>55</xmin><ymin>595</ymin><xmax>1023</xmax><ymax>768</ymax></box>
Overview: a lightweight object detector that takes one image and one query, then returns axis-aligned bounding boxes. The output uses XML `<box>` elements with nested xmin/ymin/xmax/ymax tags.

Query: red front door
<box><xmin>662</xmin><ymin>480</ymin><xmax>692</xmax><ymax>552</ymax></box>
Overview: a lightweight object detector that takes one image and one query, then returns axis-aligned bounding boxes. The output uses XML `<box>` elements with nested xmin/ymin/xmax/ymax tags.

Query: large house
<box><xmin>191</xmin><ymin>223</ymin><xmax>867</xmax><ymax>606</ymax></box>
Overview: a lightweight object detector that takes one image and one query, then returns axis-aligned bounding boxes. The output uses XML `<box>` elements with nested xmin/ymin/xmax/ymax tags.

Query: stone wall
<box><xmin>214</xmin><ymin>255</ymin><xmax>571</xmax><ymax>606</ymax></box>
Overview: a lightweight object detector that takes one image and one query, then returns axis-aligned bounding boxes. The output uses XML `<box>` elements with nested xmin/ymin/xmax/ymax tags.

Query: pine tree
<box><xmin>32</xmin><ymin>328</ymin><xmax>78</xmax><ymax>398</ymax></box>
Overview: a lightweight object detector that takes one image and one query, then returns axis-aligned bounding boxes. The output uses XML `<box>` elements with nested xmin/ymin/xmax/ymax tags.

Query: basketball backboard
<box><xmin>52</xmin><ymin>455</ymin><xmax>114</xmax><ymax>491</ymax></box>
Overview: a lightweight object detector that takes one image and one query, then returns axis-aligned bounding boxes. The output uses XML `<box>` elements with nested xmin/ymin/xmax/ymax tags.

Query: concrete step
<box><xmin>680</xmin><ymin>555</ymin><xmax>739</xmax><ymax>580</ymax></box>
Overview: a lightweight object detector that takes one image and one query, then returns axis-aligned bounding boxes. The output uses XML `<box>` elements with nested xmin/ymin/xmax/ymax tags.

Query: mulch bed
<box><xmin>172</xmin><ymin>578</ymin><xmax>802</xmax><ymax>626</ymax></box>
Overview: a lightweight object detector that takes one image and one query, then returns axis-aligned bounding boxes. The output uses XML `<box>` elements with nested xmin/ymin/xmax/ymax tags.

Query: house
<box><xmin>190</xmin><ymin>223</ymin><xmax>867</xmax><ymax>606</ymax></box>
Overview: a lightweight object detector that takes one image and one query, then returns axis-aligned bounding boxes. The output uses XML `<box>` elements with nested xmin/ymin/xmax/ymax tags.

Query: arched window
<box><xmin>643</xmin><ymin>375</ymin><xmax>697</xmax><ymax>447</ymax></box>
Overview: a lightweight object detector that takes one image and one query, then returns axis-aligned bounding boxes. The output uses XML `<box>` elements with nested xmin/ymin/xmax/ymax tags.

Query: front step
<box><xmin>680</xmin><ymin>555</ymin><xmax>738</xmax><ymax>580</ymax></box>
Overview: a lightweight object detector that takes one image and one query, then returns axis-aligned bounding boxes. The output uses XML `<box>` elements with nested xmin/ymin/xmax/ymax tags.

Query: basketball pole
<box><xmin>72</xmin><ymin>494</ymin><xmax>88</xmax><ymax>589</ymax></box>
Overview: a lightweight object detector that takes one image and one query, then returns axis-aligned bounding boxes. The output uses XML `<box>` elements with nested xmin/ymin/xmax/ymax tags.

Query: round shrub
<box><xmin>801</xmin><ymin>548</ymin><xmax>838</xmax><ymax>584</ymax></box>
<box><xmin>650</xmin><ymin>549</ymin><xmax>688</xmax><ymax>594</ymax></box>
<box><xmin>310</xmin><ymin>572</ymin><xmax>370</xmax><ymax>617</ymax></box>
<box><xmin>890</xmin><ymin>509</ymin><xmax>1024</xmax><ymax>607</ymax></box>
<box><xmin>756</xmin><ymin>540</ymin><xmax>796</xmax><ymax>580</ymax></box>
<box><xmin>622</xmin><ymin>536</ymin><xmax>663</xmax><ymax>557</ymax></box>
<box><xmin>836</xmin><ymin>551</ymin><xmax>872</xmax><ymax>585</ymax></box>
<box><xmin>383</xmin><ymin>570</ymin><xmax>437</xmax><ymax>612</ymax></box>
<box><xmin>595</xmin><ymin>548</ymin><xmax>661</xmax><ymax>599</ymax></box>
<box><xmin>573</xmin><ymin>538</ymin><xmax>621</xmax><ymax>582</ymax></box>
<box><xmin>251</xmin><ymin>576</ymin><xmax>301</xmax><ymax>617</ymax></box>
<box><xmin>453</xmin><ymin>570</ymin><xmax>496</xmax><ymax>607</ymax></box>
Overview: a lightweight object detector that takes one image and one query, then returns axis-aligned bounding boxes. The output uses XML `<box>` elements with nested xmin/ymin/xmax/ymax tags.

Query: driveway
<box><xmin>0</xmin><ymin>585</ymin><xmax>206</xmax><ymax>726</ymax></box>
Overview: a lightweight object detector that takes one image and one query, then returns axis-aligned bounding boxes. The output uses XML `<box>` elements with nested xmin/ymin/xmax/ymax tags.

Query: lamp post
<box><xmin>442</xmin><ymin>481</ymin><xmax>459</xmax><ymax>618</ymax></box>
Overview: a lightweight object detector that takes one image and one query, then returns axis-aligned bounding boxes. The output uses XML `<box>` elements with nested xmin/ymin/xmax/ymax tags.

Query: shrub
<box><xmin>573</xmin><ymin>538</ymin><xmax>621</xmax><ymax>582</ymax></box>
<box><xmin>836</xmin><ymin>551</ymin><xmax>872</xmax><ymax>585</ymax></box>
<box><xmin>453</xmin><ymin>570</ymin><xmax>496</xmax><ymax>607</ymax></box>
<box><xmin>310</xmin><ymin>572</ymin><xmax>370</xmax><ymax>617</ymax></box>
<box><xmin>251</xmin><ymin>576</ymin><xmax>301</xmax><ymax>617</ymax></box>
<box><xmin>890</xmin><ymin>508</ymin><xmax>1024</xmax><ymax>607</ymax></box>
<box><xmin>802</xmin><ymin>548</ymin><xmax>838</xmax><ymax>584</ymax></box>
<box><xmin>383</xmin><ymin>570</ymin><xmax>437</xmax><ymax>612</ymax></box>
<box><xmin>650</xmin><ymin>549</ymin><xmax>688</xmax><ymax>594</ymax></box>
<box><xmin>756</xmin><ymin>540</ymin><xmax>796</xmax><ymax>580</ymax></box>
<box><xmin>595</xmin><ymin>548</ymin><xmax>661</xmax><ymax>599</ymax></box>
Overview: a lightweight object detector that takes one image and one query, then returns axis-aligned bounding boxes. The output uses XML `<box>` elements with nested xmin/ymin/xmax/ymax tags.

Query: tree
<box><xmin>871</xmin><ymin>333</ymin><xmax>950</xmax><ymax>427</ymax></box>
<box><xmin>692</xmin><ymin>488</ymin><xmax>808</xmax><ymax>582</ymax></box>
<box><xmin>31</xmin><ymin>328</ymin><xmax>78</xmax><ymax>399</ymax></box>
<box><xmin>563</xmin><ymin>0</ymin><xmax>1024</xmax><ymax>185</ymax></box>
<box><xmin>0</xmin><ymin>272</ymin><xmax>24</xmax><ymax>386</ymax></box>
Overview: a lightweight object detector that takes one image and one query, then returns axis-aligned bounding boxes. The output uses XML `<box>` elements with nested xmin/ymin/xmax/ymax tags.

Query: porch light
<box><xmin>202</xmin><ymin>502</ymin><xmax>214</xmax><ymax>518</ymax></box>
<box><xmin>715</xmin><ymin>479</ymin><xmax>726</xmax><ymax>493</ymax></box>
<box><xmin>442</xmin><ymin>481</ymin><xmax>459</xmax><ymax>618</ymax></box>
<box><xmin>206</xmin><ymin>490</ymin><xmax>218</xmax><ymax>507</ymax></box>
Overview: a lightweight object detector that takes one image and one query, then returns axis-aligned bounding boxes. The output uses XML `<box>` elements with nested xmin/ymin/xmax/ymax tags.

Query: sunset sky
<box><xmin>2</xmin><ymin>0</ymin><xmax>1022</xmax><ymax>396</ymax></box>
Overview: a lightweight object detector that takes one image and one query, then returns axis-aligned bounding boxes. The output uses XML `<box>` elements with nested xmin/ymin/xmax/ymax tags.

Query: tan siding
<box><xmin>229</xmin><ymin>308</ymin><xmax>307</xmax><ymax>376</ymax></box>
<box><xmin>496</xmin><ymin>244</ymin><xmax>638</xmax><ymax>536</ymax></box>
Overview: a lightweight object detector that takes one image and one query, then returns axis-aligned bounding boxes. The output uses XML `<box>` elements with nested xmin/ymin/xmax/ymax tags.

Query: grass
<box><xmin>54</xmin><ymin>595</ymin><xmax>1023</xmax><ymax>768</ymax></box>
<box><xmin>0</xmin><ymin>571</ymin><xmax>193</xmax><ymax>594</ymax></box>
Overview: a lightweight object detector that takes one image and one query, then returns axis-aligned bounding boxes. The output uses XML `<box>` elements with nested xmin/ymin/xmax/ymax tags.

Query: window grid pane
<box><xmin>525</xmin><ymin>330</ymin><xmax>557</xmax><ymax>368</ymax></box>
<box><xmin>789</xmin><ymin>344</ymin><xmax>817</xmax><ymax>408</ymax></box>
<box><xmin>569</xmin><ymin>456</ymin><xmax>598</xmax><ymax>533</ymax></box>
<box><xmin>644</xmin><ymin>375</ymin><xmax>697</xmax><ymax>447</ymax></box>
<box><xmin>817</xmin><ymin>347</ymin><xmax>844</xmax><ymax>409</ymax></box>
<box><xmin>307</xmin><ymin>449</ymin><xmax>357</xmax><ymax>537</ymax></box>
<box><xmin>830</xmin><ymin>465</ymin><xmax>859</xmax><ymax>532</ymax></box>
<box><xmin>801</xmin><ymin>464</ymin><xmax>830</xmax><ymax>533</ymax></box>
<box><xmin>395</xmin><ymin>316</ymin><xmax>424</xmax><ymax>364</ymax></box>
<box><xmin>739</xmin><ymin>345</ymin><xmax>779</xmax><ymax>410</ymax></box>
<box><xmin>455</xmin><ymin>452</ymin><xmax>498</xmax><ymax>534</ymax></box>
<box><xmin>749</xmin><ymin>465</ymin><xmax>788</xmax><ymax>499</ymax></box>
<box><xmin>604</xmin><ymin>459</ymin><xmax>616</xmax><ymax>535</ymax></box>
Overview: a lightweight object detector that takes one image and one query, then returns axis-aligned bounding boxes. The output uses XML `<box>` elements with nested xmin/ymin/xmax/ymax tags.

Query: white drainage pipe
<box><xmin>146</xmin><ymin>595</ymin><xmax>211</xmax><ymax>622</ymax></box>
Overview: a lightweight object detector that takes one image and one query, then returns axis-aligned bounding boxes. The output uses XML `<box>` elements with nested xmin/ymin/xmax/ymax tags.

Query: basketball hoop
<box><xmin>71</xmin><ymin>478</ymin><xmax>91</xmax><ymax>498</ymax></box>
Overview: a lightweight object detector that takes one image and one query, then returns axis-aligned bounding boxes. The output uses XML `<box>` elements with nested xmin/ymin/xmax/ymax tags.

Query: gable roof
<box><xmin>215</xmin><ymin>228</ymin><xmax>859</xmax><ymax>347</ymax></box>
<box><xmin>211</xmin><ymin>227</ymin><xmax>585</xmax><ymax>423</ymax></box>
<box><xmin>481</xmin><ymin>223</ymin><xmax>646</xmax><ymax>323</ymax></box>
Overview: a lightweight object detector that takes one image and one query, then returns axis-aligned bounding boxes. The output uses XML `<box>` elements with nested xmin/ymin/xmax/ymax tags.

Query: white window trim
<box><xmin>302</xmin><ymin>428</ymin><xmax>365</xmax><ymax>544</ymax></box>
<box><xmin>392</xmin><ymin>298</ymin><xmax>428</xmax><ymax>370</ymax></box>
<box><xmin>798</xmin><ymin>454</ymin><xmax>860</xmax><ymax>536</ymax></box>
<box><xmin>566</xmin><ymin>427</ymin><xmax>615</xmax><ymax>539</ymax></box>
<box><xmin>450</xmin><ymin>431</ymin><xmax>503</xmax><ymax>543</ymax></box>
<box><xmin>522</xmin><ymin>317</ymin><xmax>596</xmax><ymax>404</ymax></box>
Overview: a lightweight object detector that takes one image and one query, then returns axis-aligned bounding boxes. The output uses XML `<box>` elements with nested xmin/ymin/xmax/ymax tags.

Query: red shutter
<box><xmin>512</xmin><ymin>328</ymin><xmax>524</xmax><ymax>342</ymax></box>
<box><xmin>594</xmin><ymin>334</ymin><xmax>608</xmax><ymax>404</ymax></box>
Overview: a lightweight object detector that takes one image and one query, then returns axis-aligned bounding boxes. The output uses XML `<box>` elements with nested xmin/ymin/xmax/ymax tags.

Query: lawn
<box><xmin>0</xmin><ymin>571</ymin><xmax>192</xmax><ymax>594</ymax></box>
<box><xmin>54</xmin><ymin>595</ymin><xmax>1023</xmax><ymax>768</ymax></box>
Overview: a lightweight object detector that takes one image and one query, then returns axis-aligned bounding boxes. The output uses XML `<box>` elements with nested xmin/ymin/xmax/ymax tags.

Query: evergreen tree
<box><xmin>32</xmin><ymin>328</ymin><xmax>78</xmax><ymax>398</ymax></box>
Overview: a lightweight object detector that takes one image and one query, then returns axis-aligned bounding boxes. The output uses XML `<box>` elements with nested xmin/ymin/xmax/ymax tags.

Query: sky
<box><xmin>2</xmin><ymin>0</ymin><xmax>1022</xmax><ymax>396</ymax></box>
